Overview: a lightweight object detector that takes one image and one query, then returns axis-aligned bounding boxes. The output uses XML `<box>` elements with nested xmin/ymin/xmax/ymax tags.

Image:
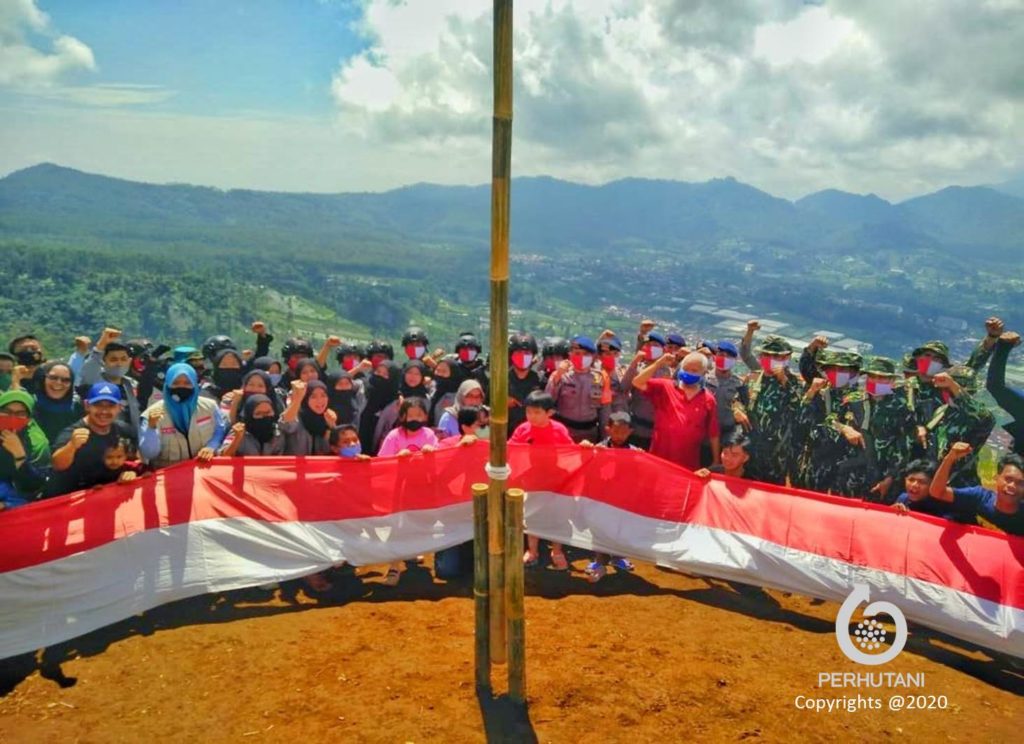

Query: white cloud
<box><xmin>0</xmin><ymin>0</ymin><xmax>96</xmax><ymax>87</ymax></box>
<box><xmin>325</xmin><ymin>0</ymin><xmax>1024</xmax><ymax>199</ymax></box>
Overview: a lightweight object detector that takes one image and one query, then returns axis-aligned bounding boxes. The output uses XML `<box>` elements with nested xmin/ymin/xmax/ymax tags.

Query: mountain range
<box><xmin>1</xmin><ymin>163</ymin><xmax>1022</xmax><ymax>258</ymax></box>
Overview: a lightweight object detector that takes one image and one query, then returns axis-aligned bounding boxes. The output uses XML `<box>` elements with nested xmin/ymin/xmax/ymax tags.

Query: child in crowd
<box><xmin>694</xmin><ymin>430</ymin><xmax>752</xmax><ymax>480</ymax></box>
<box><xmin>328</xmin><ymin>424</ymin><xmax>371</xmax><ymax>460</ymax></box>
<box><xmin>377</xmin><ymin>397</ymin><xmax>438</xmax><ymax>458</ymax></box>
<box><xmin>437</xmin><ymin>406</ymin><xmax>483</xmax><ymax>449</ymax></box>
<box><xmin>515</xmin><ymin>391</ymin><xmax>574</xmax><ymax>570</ymax></box>
<box><xmin>100</xmin><ymin>437</ymin><xmax>144</xmax><ymax>485</ymax></box>
<box><xmin>587</xmin><ymin>411</ymin><xmax>640</xmax><ymax>582</ymax></box>
<box><xmin>377</xmin><ymin>398</ymin><xmax>438</xmax><ymax>586</ymax></box>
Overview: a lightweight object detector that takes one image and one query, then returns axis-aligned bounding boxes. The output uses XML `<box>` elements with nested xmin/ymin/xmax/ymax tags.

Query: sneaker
<box><xmin>609</xmin><ymin>557</ymin><xmax>634</xmax><ymax>572</ymax></box>
<box><xmin>585</xmin><ymin>561</ymin><xmax>607</xmax><ymax>583</ymax></box>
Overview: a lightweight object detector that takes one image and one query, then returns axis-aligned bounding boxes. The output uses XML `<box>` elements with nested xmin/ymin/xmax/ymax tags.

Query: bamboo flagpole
<box><xmin>472</xmin><ymin>483</ymin><xmax>491</xmax><ymax>689</ymax></box>
<box><xmin>486</xmin><ymin>0</ymin><xmax>514</xmax><ymax>669</ymax></box>
<box><xmin>504</xmin><ymin>488</ymin><xmax>526</xmax><ymax>703</ymax></box>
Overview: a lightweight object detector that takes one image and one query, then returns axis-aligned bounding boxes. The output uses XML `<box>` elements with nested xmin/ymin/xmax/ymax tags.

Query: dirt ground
<box><xmin>1</xmin><ymin>550</ymin><xmax>1021</xmax><ymax>743</ymax></box>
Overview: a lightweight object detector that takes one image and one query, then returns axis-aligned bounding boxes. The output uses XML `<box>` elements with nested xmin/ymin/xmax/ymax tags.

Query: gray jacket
<box><xmin>79</xmin><ymin>348</ymin><xmax>141</xmax><ymax>438</ymax></box>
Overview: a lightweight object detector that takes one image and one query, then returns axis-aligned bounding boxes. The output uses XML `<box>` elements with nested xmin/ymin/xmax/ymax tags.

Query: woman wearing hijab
<box><xmin>371</xmin><ymin>361</ymin><xmax>428</xmax><ymax>450</ymax></box>
<box><xmin>202</xmin><ymin>348</ymin><xmax>246</xmax><ymax>403</ymax></box>
<box><xmin>280</xmin><ymin>380</ymin><xmax>335</xmax><ymax>455</ymax></box>
<box><xmin>220</xmin><ymin>394</ymin><xmax>286</xmax><ymax>456</ymax></box>
<box><xmin>429</xmin><ymin>356</ymin><xmax>462</xmax><ymax>426</ymax></box>
<box><xmin>0</xmin><ymin>389</ymin><xmax>52</xmax><ymax>508</ymax></box>
<box><xmin>30</xmin><ymin>361</ymin><xmax>84</xmax><ymax>445</ymax></box>
<box><xmin>225</xmin><ymin>369</ymin><xmax>284</xmax><ymax>423</ymax></box>
<box><xmin>251</xmin><ymin>356</ymin><xmax>284</xmax><ymax>387</ymax></box>
<box><xmin>437</xmin><ymin>379</ymin><xmax>485</xmax><ymax>437</ymax></box>
<box><xmin>358</xmin><ymin>360</ymin><xmax>401</xmax><ymax>455</ymax></box>
<box><xmin>140</xmin><ymin>363</ymin><xmax>228</xmax><ymax>469</ymax></box>
<box><xmin>324</xmin><ymin>370</ymin><xmax>365</xmax><ymax>426</ymax></box>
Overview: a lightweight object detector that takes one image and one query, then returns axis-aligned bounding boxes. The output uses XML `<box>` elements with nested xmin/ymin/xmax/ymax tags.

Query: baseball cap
<box><xmin>608</xmin><ymin>411</ymin><xmax>632</xmax><ymax>425</ymax></box>
<box><xmin>86</xmin><ymin>382</ymin><xmax>122</xmax><ymax>405</ymax></box>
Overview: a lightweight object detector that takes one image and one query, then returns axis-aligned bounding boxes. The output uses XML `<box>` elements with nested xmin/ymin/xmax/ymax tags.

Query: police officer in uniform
<box><xmin>623</xmin><ymin>331</ymin><xmax>671</xmax><ymax>449</ymax></box>
<box><xmin>546</xmin><ymin>335</ymin><xmax>609</xmax><ymax>443</ymax></box>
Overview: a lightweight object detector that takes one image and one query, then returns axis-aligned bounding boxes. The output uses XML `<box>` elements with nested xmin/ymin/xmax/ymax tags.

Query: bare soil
<box><xmin>1</xmin><ymin>551</ymin><xmax>1021</xmax><ymax>743</ymax></box>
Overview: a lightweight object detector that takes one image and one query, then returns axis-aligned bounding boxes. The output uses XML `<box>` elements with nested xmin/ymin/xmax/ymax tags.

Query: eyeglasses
<box><xmin>46</xmin><ymin>375</ymin><xmax>73</xmax><ymax>384</ymax></box>
<box><xmin>0</xmin><ymin>409</ymin><xmax>29</xmax><ymax>418</ymax></box>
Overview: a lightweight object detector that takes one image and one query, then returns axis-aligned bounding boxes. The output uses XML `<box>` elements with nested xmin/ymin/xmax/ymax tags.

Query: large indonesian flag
<box><xmin>0</xmin><ymin>443</ymin><xmax>1021</xmax><ymax>660</ymax></box>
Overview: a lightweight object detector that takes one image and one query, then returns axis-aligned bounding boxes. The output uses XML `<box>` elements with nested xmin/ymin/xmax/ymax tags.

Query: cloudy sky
<box><xmin>1</xmin><ymin>0</ymin><xmax>1021</xmax><ymax>200</ymax></box>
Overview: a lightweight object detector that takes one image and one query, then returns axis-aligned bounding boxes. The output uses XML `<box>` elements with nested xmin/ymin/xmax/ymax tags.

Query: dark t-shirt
<box><xmin>894</xmin><ymin>492</ymin><xmax>973</xmax><ymax>523</ymax></box>
<box><xmin>45</xmin><ymin>418</ymin><xmax>134</xmax><ymax>497</ymax></box>
<box><xmin>951</xmin><ymin>486</ymin><xmax>1024</xmax><ymax>536</ymax></box>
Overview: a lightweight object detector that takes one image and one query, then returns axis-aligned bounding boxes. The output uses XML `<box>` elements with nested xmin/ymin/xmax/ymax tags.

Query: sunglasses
<box><xmin>46</xmin><ymin>375</ymin><xmax>73</xmax><ymax>384</ymax></box>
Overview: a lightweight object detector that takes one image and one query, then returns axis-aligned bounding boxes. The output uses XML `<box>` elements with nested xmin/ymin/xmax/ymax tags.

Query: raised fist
<box><xmin>291</xmin><ymin>380</ymin><xmax>307</xmax><ymax>397</ymax></box>
<box><xmin>985</xmin><ymin>317</ymin><xmax>1004</xmax><ymax>337</ymax></box>
<box><xmin>948</xmin><ymin>441</ymin><xmax>972</xmax><ymax>460</ymax></box>
<box><xmin>326</xmin><ymin>335</ymin><xmax>342</xmax><ymax>348</ymax></box>
<box><xmin>1000</xmin><ymin>331</ymin><xmax>1021</xmax><ymax>347</ymax></box>
<box><xmin>746</xmin><ymin>320</ymin><xmax>761</xmax><ymax>333</ymax></box>
<box><xmin>74</xmin><ymin>336</ymin><xmax>92</xmax><ymax>352</ymax></box>
<box><xmin>71</xmin><ymin>428</ymin><xmax>90</xmax><ymax>450</ymax></box>
<box><xmin>97</xmin><ymin>327</ymin><xmax>122</xmax><ymax>350</ymax></box>
<box><xmin>231</xmin><ymin>422</ymin><xmax>246</xmax><ymax>437</ymax></box>
<box><xmin>639</xmin><ymin>319</ymin><xmax>656</xmax><ymax>334</ymax></box>
<box><xmin>251</xmin><ymin>321</ymin><xmax>267</xmax><ymax>336</ymax></box>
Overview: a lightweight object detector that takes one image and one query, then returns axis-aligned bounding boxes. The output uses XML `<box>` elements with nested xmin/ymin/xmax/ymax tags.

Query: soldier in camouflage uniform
<box><xmin>829</xmin><ymin>356</ymin><xmax>917</xmax><ymax>501</ymax></box>
<box><xmin>743</xmin><ymin>335</ymin><xmax>803</xmax><ymax>486</ymax></box>
<box><xmin>793</xmin><ymin>349</ymin><xmax>863</xmax><ymax>492</ymax></box>
<box><xmin>904</xmin><ymin>341</ymin><xmax>952</xmax><ymax>455</ymax></box>
<box><xmin>918</xmin><ymin>364</ymin><xmax>995</xmax><ymax>488</ymax></box>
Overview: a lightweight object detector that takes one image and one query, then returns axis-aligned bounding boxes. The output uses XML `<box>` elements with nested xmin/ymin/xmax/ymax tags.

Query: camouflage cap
<box><xmin>946</xmin><ymin>364</ymin><xmax>978</xmax><ymax>392</ymax></box>
<box><xmin>863</xmin><ymin>356</ymin><xmax>899</xmax><ymax>377</ymax></box>
<box><xmin>911</xmin><ymin>341</ymin><xmax>951</xmax><ymax>366</ymax></box>
<box><xmin>756</xmin><ymin>335</ymin><xmax>793</xmax><ymax>355</ymax></box>
<box><xmin>815</xmin><ymin>348</ymin><xmax>862</xmax><ymax>368</ymax></box>
<box><xmin>901</xmin><ymin>352</ymin><xmax>916</xmax><ymax>373</ymax></box>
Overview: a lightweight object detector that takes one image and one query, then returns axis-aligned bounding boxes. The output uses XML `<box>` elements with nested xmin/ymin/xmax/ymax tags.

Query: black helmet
<box><xmin>455</xmin><ymin>333</ymin><xmax>482</xmax><ymax>352</ymax></box>
<box><xmin>541</xmin><ymin>336</ymin><xmax>570</xmax><ymax>358</ymax></box>
<box><xmin>281</xmin><ymin>337</ymin><xmax>314</xmax><ymax>361</ymax></box>
<box><xmin>335</xmin><ymin>341</ymin><xmax>366</xmax><ymax>362</ymax></box>
<box><xmin>508</xmin><ymin>332</ymin><xmax>538</xmax><ymax>355</ymax></box>
<box><xmin>202</xmin><ymin>334</ymin><xmax>236</xmax><ymax>361</ymax></box>
<box><xmin>366</xmin><ymin>339</ymin><xmax>394</xmax><ymax>360</ymax></box>
<box><xmin>125</xmin><ymin>338</ymin><xmax>154</xmax><ymax>359</ymax></box>
<box><xmin>401</xmin><ymin>326</ymin><xmax>429</xmax><ymax>346</ymax></box>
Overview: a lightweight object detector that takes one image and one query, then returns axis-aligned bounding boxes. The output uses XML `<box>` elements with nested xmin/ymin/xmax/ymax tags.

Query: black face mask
<box><xmin>169</xmin><ymin>386</ymin><xmax>194</xmax><ymax>403</ymax></box>
<box><xmin>16</xmin><ymin>349</ymin><xmax>42</xmax><ymax>366</ymax></box>
<box><xmin>402</xmin><ymin>420</ymin><xmax>425</xmax><ymax>432</ymax></box>
<box><xmin>214</xmin><ymin>368</ymin><xmax>244</xmax><ymax>390</ymax></box>
<box><xmin>246</xmin><ymin>416</ymin><xmax>276</xmax><ymax>444</ymax></box>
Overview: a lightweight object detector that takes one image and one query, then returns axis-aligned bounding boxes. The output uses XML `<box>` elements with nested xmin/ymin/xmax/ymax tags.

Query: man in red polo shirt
<box><xmin>631</xmin><ymin>351</ymin><xmax>720</xmax><ymax>469</ymax></box>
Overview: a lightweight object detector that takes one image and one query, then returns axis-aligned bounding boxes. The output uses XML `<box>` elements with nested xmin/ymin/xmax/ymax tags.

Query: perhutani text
<box><xmin>818</xmin><ymin>672</ymin><xmax>925</xmax><ymax>688</ymax></box>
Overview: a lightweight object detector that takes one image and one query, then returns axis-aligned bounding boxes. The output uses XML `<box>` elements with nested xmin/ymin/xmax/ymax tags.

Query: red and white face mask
<box><xmin>825</xmin><ymin>368</ymin><xmax>855</xmax><ymax>388</ymax></box>
<box><xmin>714</xmin><ymin>355</ymin><xmax>736</xmax><ymax>371</ymax></box>
<box><xmin>510</xmin><ymin>351</ymin><xmax>533</xmax><ymax>370</ymax></box>
<box><xmin>370</xmin><ymin>353</ymin><xmax>388</xmax><ymax>367</ymax></box>
<box><xmin>600</xmin><ymin>354</ymin><xmax>617</xmax><ymax>371</ymax></box>
<box><xmin>570</xmin><ymin>353</ymin><xmax>593</xmax><ymax>372</ymax></box>
<box><xmin>543</xmin><ymin>356</ymin><xmax>560</xmax><ymax>373</ymax></box>
<box><xmin>643</xmin><ymin>344</ymin><xmax>664</xmax><ymax>362</ymax></box>
<box><xmin>341</xmin><ymin>355</ymin><xmax>359</xmax><ymax>371</ymax></box>
<box><xmin>759</xmin><ymin>355</ymin><xmax>788</xmax><ymax>373</ymax></box>
<box><xmin>405</xmin><ymin>344</ymin><xmax>426</xmax><ymax>360</ymax></box>
<box><xmin>916</xmin><ymin>356</ymin><xmax>945</xmax><ymax>377</ymax></box>
<box><xmin>865</xmin><ymin>378</ymin><xmax>893</xmax><ymax>396</ymax></box>
<box><xmin>458</xmin><ymin>348</ymin><xmax>478</xmax><ymax>363</ymax></box>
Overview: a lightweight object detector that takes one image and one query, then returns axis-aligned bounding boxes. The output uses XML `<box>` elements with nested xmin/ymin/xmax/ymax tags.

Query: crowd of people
<box><xmin>0</xmin><ymin>314</ymin><xmax>1021</xmax><ymax>587</ymax></box>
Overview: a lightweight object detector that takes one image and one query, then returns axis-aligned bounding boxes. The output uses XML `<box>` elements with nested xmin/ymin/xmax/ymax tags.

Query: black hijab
<box><xmin>325</xmin><ymin>370</ymin><xmax>357</xmax><ymax>425</ymax></box>
<box><xmin>241</xmin><ymin>394</ymin><xmax>277</xmax><ymax>445</ymax></box>
<box><xmin>359</xmin><ymin>360</ymin><xmax>401</xmax><ymax>451</ymax></box>
<box><xmin>400</xmin><ymin>359</ymin><xmax>429</xmax><ymax>399</ymax></box>
<box><xmin>240</xmin><ymin>369</ymin><xmax>283</xmax><ymax>416</ymax></box>
<box><xmin>209</xmin><ymin>349</ymin><xmax>246</xmax><ymax>400</ymax></box>
<box><xmin>299</xmin><ymin>380</ymin><xmax>330</xmax><ymax>438</ymax></box>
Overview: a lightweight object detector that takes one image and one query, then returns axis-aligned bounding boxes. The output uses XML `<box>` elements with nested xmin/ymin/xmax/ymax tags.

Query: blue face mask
<box><xmin>268</xmin><ymin>373</ymin><xmax>283</xmax><ymax>386</ymax></box>
<box><xmin>677</xmin><ymin>370</ymin><xmax>703</xmax><ymax>386</ymax></box>
<box><xmin>339</xmin><ymin>444</ymin><xmax>362</xmax><ymax>458</ymax></box>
